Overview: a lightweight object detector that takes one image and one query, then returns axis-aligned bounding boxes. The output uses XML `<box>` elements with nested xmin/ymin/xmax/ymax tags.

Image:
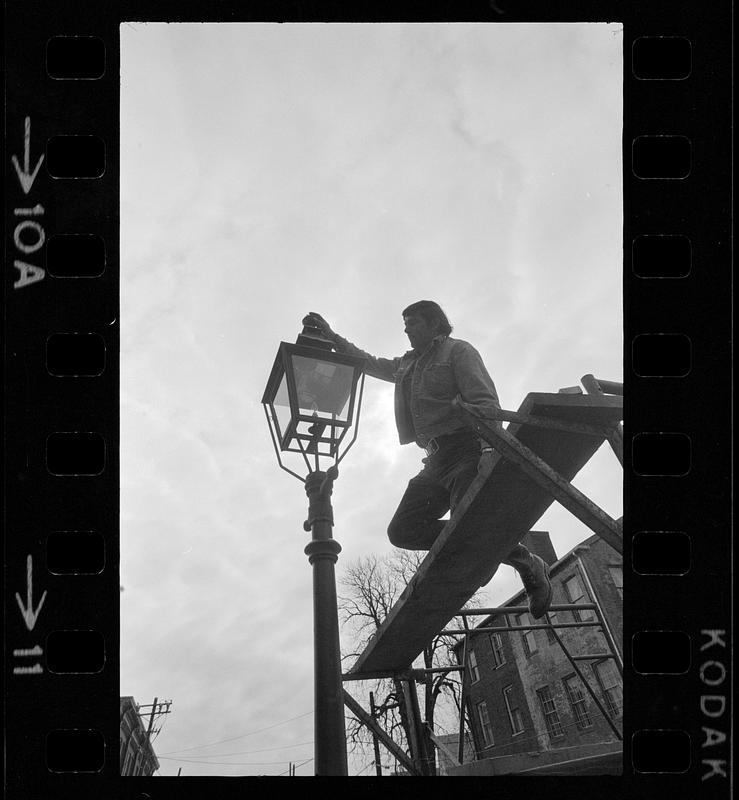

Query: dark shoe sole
<box><xmin>530</xmin><ymin>582</ymin><xmax>553</xmax><ymax>619</ymax></box>
<box><xmin>529</xmin><ymin>560</ymin><xmax>553</xmax><ymax>619</ymax></box>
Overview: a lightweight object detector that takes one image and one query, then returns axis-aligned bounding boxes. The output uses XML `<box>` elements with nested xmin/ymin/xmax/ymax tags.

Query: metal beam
<box><xmin>342</xmin><ymin>689</ymin><xmax>418</xmax><ymax>776</ymax></box>
<box><xmin>577</xmin><ymin>557</ymin><xmax>624</xmax><ymax>676</ymax></box>
<box><xmin>426</xmin><ymin>725</ymin><xmax>462</xmax><ymax>768</ymax></box>
<box><xmin>342</xmin><ymin>666</ymin><xmax>464</xmax><ymax>683</ymax></box>
<box><xmin>441</xmin><ymin>620</ymin><xmax>604</xmax><ymax>635</ymax></box>
<box><xmin>400</xmin><ymin>680</ymin><xmax>422</xmax><ymax>773</ymax></box>
<box><xmin>543</xmin><ymin>613</ymin><xmax>622</xmax><ymax>741</ymax></box>
<box><xmin>581</xmin><ymin>374</ymin><xmax>623</xmax><ymax>464</ymax></box>
<box><xmin>455</xmin><ymin>400</ymin><xmax>623</xmax><ymax>554</ymax></box>
<box><xmin>483</xmin><ymin>407</ymin><xmax>612</xmax><ymax>438</ymax></box>
<box><xmin>607</xmin><ymin>424</ymin><xmax>624</xmax><ymax>466</ymax></box>
<box><xmin>342</xmin><ymin>669</ymin><xmax>414</xmax><ymax>683</ymax></box>
<box><xmin>581</xmin><ymin>374</ymin><xmax>623</xmax><ymax>396</ymax></box>
<box><xmin>348</xmin><ymin>390</ymin><xmax>623</xmax><ymax>676</ymax></box>
<box><xmin>457</xmin><ymin>619</ymin><xmax>471</xmax><ymax>764</ymax></box>
<box><xmin>402</xmin><ymin>679</ymin><xmax>431</xmax><ymax>775</ymax></box>
<box><xmin>459</xmin><ymin>603</ymin><xmax>598</xmax><ymax>615</ymax></box>
<box><xmin>572</xmin><ymin>653</ymin><xmax>617</xmax><ymax>661</ymax></box>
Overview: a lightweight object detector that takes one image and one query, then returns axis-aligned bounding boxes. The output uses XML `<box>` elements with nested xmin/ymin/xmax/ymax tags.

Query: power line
<box><xmin>158</xmin><ymin>757</ymin><xmax>311</xmax><ymax>767</ymax></box>
<box><xmin>159</xmin><ymin>710</ymin><xmax>314</xmax><ymax>755</ymax></box>
<box><xmin>158</xmin><ymin>740</ymin><xmax>313</xmax><ymax>759</ymax></box>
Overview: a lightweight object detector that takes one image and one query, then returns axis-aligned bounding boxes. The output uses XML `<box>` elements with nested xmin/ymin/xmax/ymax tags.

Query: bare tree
<box><xmin>339</xmin><ymin>550</ymin><xmax>486</xmax><ymax>775</ymax></box>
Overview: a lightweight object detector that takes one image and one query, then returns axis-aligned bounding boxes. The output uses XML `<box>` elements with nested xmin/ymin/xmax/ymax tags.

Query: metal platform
<box><xmin>347</xmin><ymin>391</ymin><xmax>623</xmax><ymax>677</ymax></box>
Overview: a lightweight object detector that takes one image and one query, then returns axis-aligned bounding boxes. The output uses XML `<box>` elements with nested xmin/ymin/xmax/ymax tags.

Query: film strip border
<box><xmin>4</xmin><ymin>3</ymin><xmax>731</xmax><ymax>798</ymax></box>
<box><xmin>626</xmin><ymin>14</ymin><xmax>732</xmax><ymax>796</ymax></box>
<box><xmin>5</xmin><ymin>8</ymin><xmax>122</xmax><ymax>797</ymax></box>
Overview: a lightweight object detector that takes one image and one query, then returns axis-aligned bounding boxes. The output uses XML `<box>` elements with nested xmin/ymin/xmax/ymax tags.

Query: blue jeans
<box><xmin>387</xmin><ymin>431</ymin><xmax>534</xmax><ymax>574</ymax></box>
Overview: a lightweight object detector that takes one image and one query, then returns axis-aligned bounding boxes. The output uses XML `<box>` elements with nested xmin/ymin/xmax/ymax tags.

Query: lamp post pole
<box><xmin>302</xmin><ymin>465</ymin><xmax>348</xmax><ymax>776</ymax></box>
<box><xmin>263</xmin><ymin>325</ymin><xmax>364</xmax><ymax>776</ymax></box>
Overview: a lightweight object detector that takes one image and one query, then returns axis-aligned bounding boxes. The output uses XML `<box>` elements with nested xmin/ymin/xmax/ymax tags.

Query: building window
<box><xmin>516</xmin><ymin>612</ymin><xmax>537</xmax><ymax>656</ymax></box>
<box><xmin>536</xmin><ymin>686</ymin><xmax>564</xmax><ymax>739</ymax></box>
<box><xmin>503</xmin><ymin>685</ymin><xmax>525</xmax><ymax>735</ymax></box>
<box><xmin>468</xmin><ymin>648</ymin><xmax>480</xmax><ymax>684</ymax></box>
<box><xmin>476</xmin><ymin>700</ymin><xmax>495</xmax><ymax>748</ymax></box>
<box><xmin>564</xmin><ymin>574</ymin><xmax>595</xmax><ymax>622</ymax></box>
<box><xmin>490</xmin><ymin>632</ymin><xmax>506</xmax><ymax>667</ymax></box>
<box><xmin>593</xmin><ymin>659</ymin><xmax>623</xmax><ymax>718</ymax></box>
<box><xmin>545</xmin><ymin>611</ymin><xmax>558</xmax><ymax>644</ymax></box>
<box><xmin>608</xmin><ymin>565</ymin><xmax>623</xmax><ymax>598</ymax></box>
<box><xmin>563</xmin><ymin>675</ymin><xmax>593</xmax><ymax>729</ymax></box>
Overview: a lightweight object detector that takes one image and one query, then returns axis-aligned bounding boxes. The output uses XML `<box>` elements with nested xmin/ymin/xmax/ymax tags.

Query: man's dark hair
<box><xmin>402</xmin><ymin>300</ymin><xmax>453</xmax><ymax>336</ymax></box>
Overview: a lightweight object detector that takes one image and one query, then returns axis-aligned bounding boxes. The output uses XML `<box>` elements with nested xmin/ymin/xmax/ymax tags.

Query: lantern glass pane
<box><xmin>289</xmin><ymin>355</ymin><xmax>355</xmax><ymax>422</ymax></box>
<box><xmin>272</xmin><ymin>372</ymin><xmax>293</xmax><ymax>441</ymax></box>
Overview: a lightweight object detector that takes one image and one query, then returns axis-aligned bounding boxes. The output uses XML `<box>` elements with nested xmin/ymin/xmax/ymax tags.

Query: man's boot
<box><xmin>519</xmin><ymin>554</ymin><xmax>553</xmax><ymax>619</ymax></box>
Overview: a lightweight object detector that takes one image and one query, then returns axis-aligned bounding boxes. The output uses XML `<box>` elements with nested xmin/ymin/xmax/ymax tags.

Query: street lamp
<box><xmin>262</xmin><ymin>323</ymin><xmax>366</xmax><ymax>776</ymax></box>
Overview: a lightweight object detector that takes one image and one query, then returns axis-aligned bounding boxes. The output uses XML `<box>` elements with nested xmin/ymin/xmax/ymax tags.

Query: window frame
<box><xmin>564</xmin><ymin>574</ymin><xmax>595</xmax><ymax>622</ymax></box>
<box><xmin>608</xmin><ymin>565</ymin><xmax>623</xmax><ymax>598</ymax></box>
<box><xmin>468</xmin><ymin>647</ymin><xmax>480</xmax><ymax>684</ymax></box>
<box><xmin>592</xmin><ymin>658</ymin><xmax>623</xmax><ymax>719</ymax></box>
<box><xmin>503</xmin><ymin>685</ymin><xmax>525</xmax><ymax>736</ymax></box>
<box><xmin>489</xmin><ymin>631</ymin><xmax>506</xmax><ymax>667</ymax></box>
<box><xmin>563</xmin><ymin>673</ymin><xmax>593</xmax><ymax>730</ymax></box>
<box><xmin>515</xmin><ymin>611</ymin><xmax>538</xmax><ymax>657</ymax></box>
<box><xmin>475</xmin><ymin>700</ymin><xmax>495</xmax><ymax>748</ymax></box>
<box><xmin>536</xmin><ymin>685</ymin><xmax>565</xmax><ymax>739</ymax></box>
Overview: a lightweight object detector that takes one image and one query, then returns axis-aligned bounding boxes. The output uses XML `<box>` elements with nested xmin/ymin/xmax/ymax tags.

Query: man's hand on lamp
<box><xmin>302</xmin><ymin>312</ymin><xmax>336</xmax><ymax>341</ymax></box>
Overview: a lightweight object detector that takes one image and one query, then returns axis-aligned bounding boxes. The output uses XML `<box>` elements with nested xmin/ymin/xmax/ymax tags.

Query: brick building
<box><xmin>451</xmin><ymin>532</ymin><xmax>623</xmax><ymax>775</ymax></box>
<box><xmin>120</xmin><ymin>696</ymin><xmax>160</xmax><ymax>776</ymax></box>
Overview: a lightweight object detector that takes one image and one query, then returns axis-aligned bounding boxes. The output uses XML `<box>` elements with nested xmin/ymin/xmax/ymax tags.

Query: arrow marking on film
<box><xmin>11</xmin><ymin>117</ymin><xmax>45</xmax><ymax>194</ymax></box>
<box><xmin>15</xmin><ymin>555</ymin><xmax>47</xmax><ymax>631</ymax></box>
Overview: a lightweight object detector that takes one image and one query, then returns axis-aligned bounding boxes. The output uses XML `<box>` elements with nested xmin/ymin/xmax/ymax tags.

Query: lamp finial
<box><xmin>296</xmin><ymin>323</ymin><xmax>334</xmax><ymax>350</ymax></box>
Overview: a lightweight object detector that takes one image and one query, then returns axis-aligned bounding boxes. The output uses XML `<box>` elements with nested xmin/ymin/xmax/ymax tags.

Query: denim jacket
<box><xmin>331</xmin><ymin>333</ymin><xmax>501</xmax><ymax>446</ymax></box>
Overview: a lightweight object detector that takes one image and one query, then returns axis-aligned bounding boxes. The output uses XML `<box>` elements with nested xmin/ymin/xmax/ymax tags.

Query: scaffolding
<box><xmin>447</xmin><ymin>600</ymin><xmax>623</xmax><ymax>766</ymax></box>
<box><xmin>341</xmin><ymin>375</ymin><xmax>623</xmax><ymax>776</ymax></box>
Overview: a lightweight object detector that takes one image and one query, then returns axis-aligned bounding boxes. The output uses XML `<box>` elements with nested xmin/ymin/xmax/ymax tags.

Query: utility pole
<box><xmin>137</xmin><ymin>698</ymin><xmax>172</xmax><ymax>743</ymax></box>
<box><xmin>146</xmin><ymin>697</ymin><xmax>158</xmax><ymax>741</ymax></box>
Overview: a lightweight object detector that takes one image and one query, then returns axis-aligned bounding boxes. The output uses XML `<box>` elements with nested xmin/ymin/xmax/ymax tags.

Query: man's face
<box><xmin>403</xmin><ymin>314</ymin><xmax>437</xmax><ymax>352</ymax></box>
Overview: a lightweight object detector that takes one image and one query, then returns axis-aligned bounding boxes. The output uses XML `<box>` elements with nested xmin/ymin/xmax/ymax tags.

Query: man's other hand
<box><xmin>303</xmin><ymin>312</ymin><xmax>335</xmax><ymax>340</ymax></box>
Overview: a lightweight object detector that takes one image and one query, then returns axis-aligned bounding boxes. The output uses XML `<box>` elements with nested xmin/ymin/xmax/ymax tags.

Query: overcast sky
<box><xmin>120</xmin><ymin>21</ymin><xmax>623</xmax><ymax>777</ymax></box>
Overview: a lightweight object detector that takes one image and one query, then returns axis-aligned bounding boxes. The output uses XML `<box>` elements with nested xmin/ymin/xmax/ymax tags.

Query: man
<box><xmin>303</xmin><ymin>302</ymin><xmax>552</xmax><ymax>618</ymax></box>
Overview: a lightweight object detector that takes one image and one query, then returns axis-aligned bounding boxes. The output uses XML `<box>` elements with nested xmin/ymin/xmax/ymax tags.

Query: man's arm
<box><xmin>451</xmin><ymin>341</ymin><xmax>502</xmax><ymax>421</ymax></box>
<box><xmin>303</xmin><ymin>312</ymin><xmax>399</xmax><ymax>383</ymax></box>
